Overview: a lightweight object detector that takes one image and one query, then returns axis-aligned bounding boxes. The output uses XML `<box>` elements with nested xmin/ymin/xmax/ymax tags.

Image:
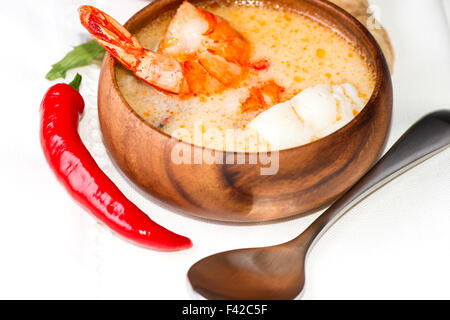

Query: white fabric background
<box><xmin>0</xmin><ymin>0</ymin><xmax>449</xmax><ymax>299</ymax></box>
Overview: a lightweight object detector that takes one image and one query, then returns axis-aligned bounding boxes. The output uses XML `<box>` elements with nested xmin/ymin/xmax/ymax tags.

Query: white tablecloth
<box><xmin>0</xmin><ymin>0</ymin><xmax>449</xmax><ymax>299</ymax></box>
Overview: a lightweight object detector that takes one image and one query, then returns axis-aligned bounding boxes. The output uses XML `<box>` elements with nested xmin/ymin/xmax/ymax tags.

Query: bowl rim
<box><xmin>102</xmin><ymin>0</ymin><xmax>388</xmax><ymax>155</ymax></box>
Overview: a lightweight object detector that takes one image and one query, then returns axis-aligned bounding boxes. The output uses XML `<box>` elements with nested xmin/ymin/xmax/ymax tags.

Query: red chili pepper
<box><xmin>40</xmin><ymin>74</ymin><xmax>192</xmax><ymax>251</ymax></box>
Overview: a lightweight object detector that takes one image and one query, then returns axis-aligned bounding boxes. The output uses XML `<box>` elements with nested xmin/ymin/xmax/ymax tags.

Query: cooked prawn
<box><xmin>240</xmin><ymin>80</ymin><xmax>286</xmax><ymax>115</ymax></box>
<box><xmin>78</xmin><ymin>2</ymin><xmax>250</xmax><ymax>95</ymax></box>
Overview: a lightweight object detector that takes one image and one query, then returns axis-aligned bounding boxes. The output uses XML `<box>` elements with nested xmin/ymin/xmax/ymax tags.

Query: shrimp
<box><xmin>78</xmin><ymin>2</ymin><xmax>250</xmax><ymax>96</ymax></box>
<box><xmin>240</xmin><ymin>80</ymin><xmax>286</xmax><ymax>115</ymax></box>
<box><xmin>79</xmin><ymin>5</ymin><xmax>188</xmax><ymax>94</ymax></box>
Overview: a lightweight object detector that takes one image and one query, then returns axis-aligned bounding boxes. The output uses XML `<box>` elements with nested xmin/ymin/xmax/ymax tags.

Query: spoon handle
<box><xmin>295</xmin><ymin>110</ymin><xmax>450</xmax><ymax>248</ymax></box>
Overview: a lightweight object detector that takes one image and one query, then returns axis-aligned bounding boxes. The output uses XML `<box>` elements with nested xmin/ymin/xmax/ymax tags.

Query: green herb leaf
<box><xmin>46</xmin><ymin>40</ymin><xmax>105</xmax><ymax>80</ymax></box>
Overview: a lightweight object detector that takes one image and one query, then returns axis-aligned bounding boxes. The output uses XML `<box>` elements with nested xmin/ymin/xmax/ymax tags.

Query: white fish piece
<box><xmin>247</xmin><ymin>101</ymin><xmax>313</xmax><ymax>150</ymax></box>
<box><xmin>291</xmin><ymin>84</ymin><xmax>337</xmax><ymax>132</ymax></box>
<box><xmin>342</xmin><ymin>83</ymin><xmax>364</xmax><ymax>111</ymax></box>
<box><xmin>248</xmin><ymin>83</ymin><xmax>365</xmax><ymax>150</ymax></box>
<box><xmin>332</xmin><ymin>85</ymin><xmax>354</xmax><ymax>123</ymax></box>
<box><xmin>316</xmin><ymin>119</ymin><xmax>348</xmax><ymax>139</ymax></box>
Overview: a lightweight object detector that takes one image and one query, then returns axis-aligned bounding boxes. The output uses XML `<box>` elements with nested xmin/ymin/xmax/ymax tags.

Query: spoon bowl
<box><xmin>188</xmin><ymin>243</ymin><xmax>307</xmax><ymax>300</ymax></box>
<box><xmin>188</xmin><ymin>110</ymin><xmax>450</xmax><ymax>299</ymax></box>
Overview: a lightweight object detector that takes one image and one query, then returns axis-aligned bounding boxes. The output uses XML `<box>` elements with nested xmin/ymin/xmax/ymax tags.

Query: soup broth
<box><xmin>116</xmin><ymin>2</ymin><xmax>376</xmax><ymax>152</ymax></box>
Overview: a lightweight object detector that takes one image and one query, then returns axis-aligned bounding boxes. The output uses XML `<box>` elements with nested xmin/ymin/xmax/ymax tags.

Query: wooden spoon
<box><xmin>188</xmin><ymin>110</ymin><xmax>450</xmax><ymax>300</ymax></box>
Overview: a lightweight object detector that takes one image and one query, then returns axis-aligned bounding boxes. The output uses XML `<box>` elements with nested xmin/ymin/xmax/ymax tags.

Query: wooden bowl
<box><xmin>98</xmin><ymin>0</ymin><xmax>392</xmax><ymax>222</ymax></box>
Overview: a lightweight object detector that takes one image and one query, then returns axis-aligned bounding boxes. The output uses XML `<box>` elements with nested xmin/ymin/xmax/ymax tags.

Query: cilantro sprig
<box><xmin>46</xmin><ymin>40</ymin><xmax>105</xmax><ymax>80</ymax></box>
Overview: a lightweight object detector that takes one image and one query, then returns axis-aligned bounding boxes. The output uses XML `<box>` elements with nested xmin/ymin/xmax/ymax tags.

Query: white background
<box><xmin>0</xmin><ymin>0</ymin><xmax>449</xmax><ymax>299</ymax></box>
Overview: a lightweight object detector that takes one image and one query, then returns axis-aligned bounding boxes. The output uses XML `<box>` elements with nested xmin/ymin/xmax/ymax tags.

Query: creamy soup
<box><xmin>116</xmin><ymin>2</ymin><xmax>375</xmax><ymax>152</ymax></box>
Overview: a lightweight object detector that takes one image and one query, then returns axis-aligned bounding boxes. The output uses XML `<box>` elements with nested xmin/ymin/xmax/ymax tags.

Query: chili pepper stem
<box><xmin>68</xmin><ymin>73</ymin><xmax>82</xmax><ymax>92</ymax></box>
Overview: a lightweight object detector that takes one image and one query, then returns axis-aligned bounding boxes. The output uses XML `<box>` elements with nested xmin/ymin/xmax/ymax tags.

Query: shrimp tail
<box><xmin>79</xmin><ymin>5</ymin><xmax>188</xmax><ymax>94</ymax></box>
<box><xmin>78</xmin><ymin>5</ymin><xmax>142</xmax><ymax>68</ymax></box>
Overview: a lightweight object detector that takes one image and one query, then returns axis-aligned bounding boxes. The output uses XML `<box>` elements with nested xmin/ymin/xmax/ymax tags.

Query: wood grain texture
<box><xmin>98</xmin><ymin>0</ymin><xmax>393</xmax><ymax>222</ymax></box>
